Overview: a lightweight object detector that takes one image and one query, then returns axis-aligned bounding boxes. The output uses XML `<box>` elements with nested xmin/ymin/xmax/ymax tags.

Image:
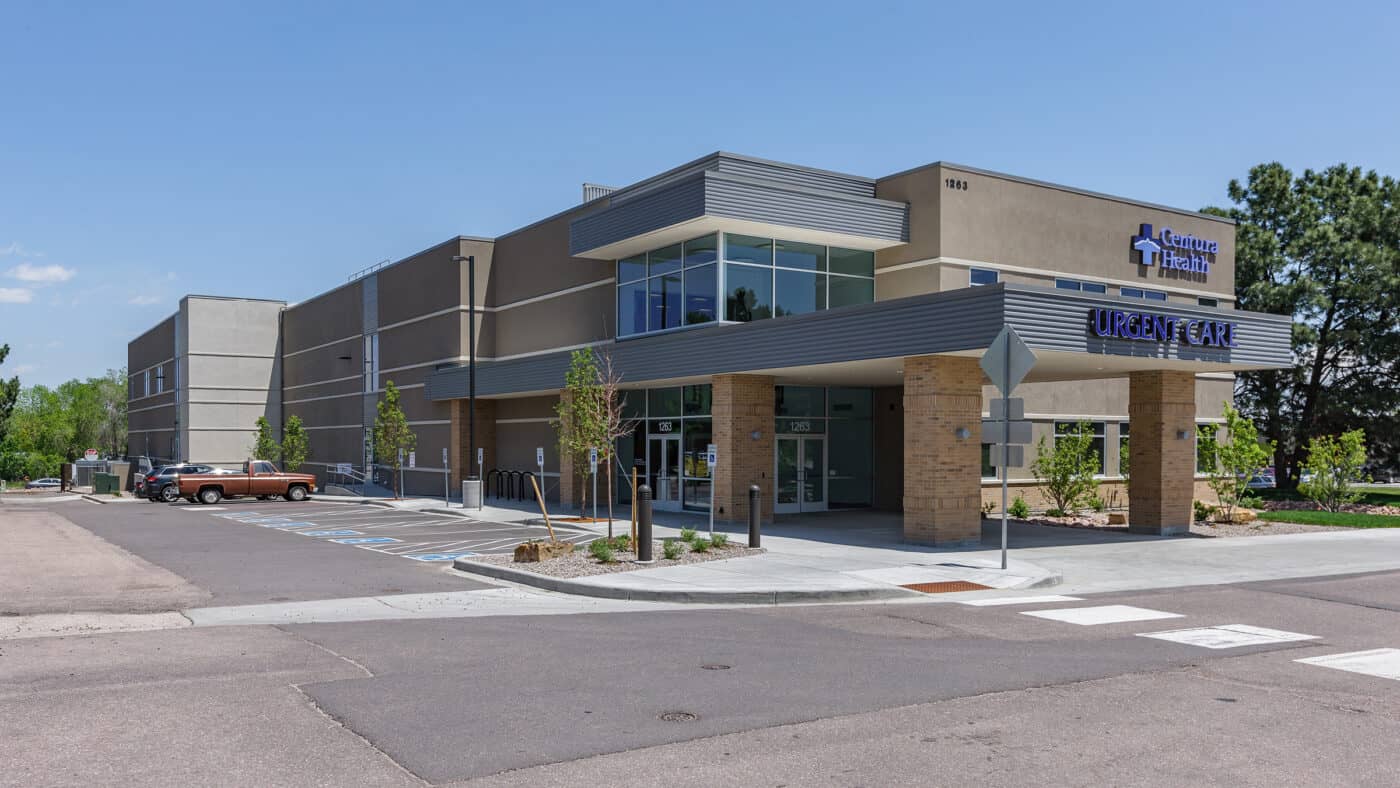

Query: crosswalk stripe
<box><xmin>1020</xmin><ymin>605</ymin><xmax>1184</xmax><ymax>626</ymax></box>
<box><xmin>1139</xmin><ymin>624</ymin><xmax>1318</xmax><ymax>649</ymax></box>
<box><xmin>1295</xmin><ymin>648</ymin><xmax>1400</xmax><ymax>680</ymax></box>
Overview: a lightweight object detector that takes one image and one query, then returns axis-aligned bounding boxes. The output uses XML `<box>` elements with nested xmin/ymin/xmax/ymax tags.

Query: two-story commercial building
<box><xmin>128</xmin><ymin>151</ymin><xmax>1291</xmax><ymax>544</ymax></box>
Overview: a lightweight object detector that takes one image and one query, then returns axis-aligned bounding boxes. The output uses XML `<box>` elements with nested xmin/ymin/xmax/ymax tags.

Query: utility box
<box><xmin>462</xmin><ymin>479</ymin><xmax>482</xmax><ymax>509</ymax></box>
<box><xmin>93</xmin><ymin>473</ymin><xmax>119</xmax><ymax>494</ymax></box>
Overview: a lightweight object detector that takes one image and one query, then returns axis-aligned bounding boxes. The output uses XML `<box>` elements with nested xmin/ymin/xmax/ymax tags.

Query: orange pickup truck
<box><xmin>178</xmin><ymin>460</ymin><xmax>318</xmax><ymax>505</ymax></box>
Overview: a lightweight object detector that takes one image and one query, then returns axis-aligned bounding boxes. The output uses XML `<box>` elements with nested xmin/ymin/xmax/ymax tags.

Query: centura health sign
<box><xmin>1132</xmin><ymin>223</ymin><xmax>1217</xmax><ymax>275</ymax></box>
<box><xmin>1091</xmin><ymin>308</ymin><xmax>1238</xmax><ymax>348</ymax></box>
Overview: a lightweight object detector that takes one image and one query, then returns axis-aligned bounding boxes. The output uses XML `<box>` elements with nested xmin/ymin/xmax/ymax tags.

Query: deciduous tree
<box><xmin>373</xmin><ymin>380</ymin><xmax>416</xmax><ymax>499</ymax></box>
<box><xmin>281</xmin><ymin>415</ymin><xmax>309</xmax><ymax>472</ymax></box>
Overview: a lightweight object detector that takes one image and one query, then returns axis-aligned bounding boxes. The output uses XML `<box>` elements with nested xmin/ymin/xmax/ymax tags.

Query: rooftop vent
<box><xmin>582</xmin><ymin>183</ymin><xmax>616</xmax><ymax>203</ymax></box>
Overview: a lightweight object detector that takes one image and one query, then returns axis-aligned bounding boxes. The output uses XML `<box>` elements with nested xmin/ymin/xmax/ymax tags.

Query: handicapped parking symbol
<box><xmin>407</xmin><ymin>552</ymin><xmax>479</xmax><ymax>561</ymax></box>
<box><xmin>329</xmin><ymin>537</ymin><xmax>400</xmax><ymax>545</ymax></box>
<box><xmin>300</xmin><ymin>530</ymin><xmax>361</xmax><ymax>537</ymax></box>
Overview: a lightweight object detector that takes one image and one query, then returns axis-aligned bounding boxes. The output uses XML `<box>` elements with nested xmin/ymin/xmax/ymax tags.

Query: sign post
<box><xmin>980</xmin><ymin>326</ymin><xmax>1036</xmax><ymax>571</ymax></box>
<box><xmin>442</xmin><ymin>447</ymin><xmax>449</xmax><ymax>506</ymax></box>
<box><xmin>589</xmin><ymin>447</ymin><xmax>600</xmax><ymax>535</ymax></box>
<box><xmin>536</xmin><ymin>446</ymin><xmax>544</xmax><ymax>485</ymax></box>
<box><xmin>476</xmin><ymin>447</ymin><xmax>484</xmax><ymax>511</ymax></box>
<box><xmin>706</xmin><ymin>443</ymin><xmax>718</xmax><ymax>538</ymax></box>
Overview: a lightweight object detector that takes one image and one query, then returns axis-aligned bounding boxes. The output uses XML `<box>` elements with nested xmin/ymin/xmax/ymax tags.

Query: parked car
<box><xmin>177</xmin><ymin>460</ymin><xmax>317</xmax><ymax>505</ymax></box>
<box><xmin>140</xmin><ymin>464</ymin><xmax>220</xmax><ymax>502</ymax></box>
<box><xmin>25</xmin><ymin>478</ymin><xmax>61</xmax><ymax>489</ymax></box>
<box><xmin>1245</xmin><ymin>473</ymin><xmax>1276</xmax><ymax>490</ymax></box>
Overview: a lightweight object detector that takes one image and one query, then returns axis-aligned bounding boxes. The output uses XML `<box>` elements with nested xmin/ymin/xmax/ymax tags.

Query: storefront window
<box><xmin>776</xmin><ymin>386</ymin><xmax>825</xmax><ymax>417</ymax></box>
<box><xmin>682</xmin><ymin>384</ymin><xmax>711</xmax><ymax>416</ymax></box>
<box><xmin>683</xmin><ymin>234</ymin><xmax>717</xmax><ymax>267</ymax></box>
<box><xmin>829</xmin><ymin>248</ymin><xmax>874</xmax><ymax>277</ymax></box>
<box><xmin>649</xmin><ymin>243</ymin><xmax>682</xmax><ymax>276</ymax></box>
<box><xmin>1119</xmin><ymin>423</ymin><xmax>1130</xmax><ymax>478</ymax></box>
<box><xmin>648</xmin><ymin>387</ymin><xmax>682</xmax><ymax>418</ymax></box>
<box><xmin>1196</xmin><ymin>423</ymin><xmax>1218</xmax><ymax>474</ymax></box>
<box><xmin>618</xmin><ymin>254</ymin><xmax>647</xmax><ymax>283</ymax></box>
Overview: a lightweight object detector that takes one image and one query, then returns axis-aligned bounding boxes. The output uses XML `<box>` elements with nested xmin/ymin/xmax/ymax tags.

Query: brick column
<box><xmin>1128</xmin><ymin>371</ymin><xmax>1196</xmax><ymax>535</ymax></box>
<box><xmin>449</xmin><ymin>398</ymin><xmax>496</xmax><ymax>488</ymax></box>
<box><xmin>903</xmin><ymin>355</ymin><xmax>983</xmax><ymax>546</ymax></box>
<box><xmin>712</xmin><ymin>374</ymin><xmax>775</xmax><ymax>525</ymax></box>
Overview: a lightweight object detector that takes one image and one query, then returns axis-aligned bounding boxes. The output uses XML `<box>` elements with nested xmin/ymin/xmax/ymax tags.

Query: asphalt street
<box><xmin>3</xmin><ymin>498</ymin><xmax>1400</xmax><ymax>786</ymax></box>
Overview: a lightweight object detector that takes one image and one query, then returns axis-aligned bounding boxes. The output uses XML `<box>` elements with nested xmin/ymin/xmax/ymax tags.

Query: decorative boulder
<box><xmin>1107</xmin><ymin>513</ymin><xmax>1128</xmax><ymax>525</ymax></box>
<box><xmin>1229</xmin><ymin>510</ymin><xmax>1258</xmax><ymax>524</ymax></box>
<box><xmin>514</xmin><ymin>540</ymin><xmax>573</xmax><ymax>562</ymax></box>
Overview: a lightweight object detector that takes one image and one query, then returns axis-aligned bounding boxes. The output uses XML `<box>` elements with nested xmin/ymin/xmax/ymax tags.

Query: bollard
<box><xmin>636</xmin><ymin>484</ymin><xmax>654</xmax><ymax>562</ymax></box>
<box><xmin>748</xmin><ymin>484</ymin><xmax>761</xmax><ymax>548</ymax></box>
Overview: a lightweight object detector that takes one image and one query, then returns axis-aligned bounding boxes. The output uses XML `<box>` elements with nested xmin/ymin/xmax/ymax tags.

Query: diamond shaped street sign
<box><xmin>980</xmin><ymin>326</ymin><xmax>1036</xmax><ymax>396</ymax></box>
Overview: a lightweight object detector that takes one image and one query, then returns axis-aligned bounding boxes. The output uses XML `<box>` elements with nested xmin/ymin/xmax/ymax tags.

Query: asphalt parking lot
<box><xmin>183</xmin><ymin>501</ymin><xmax>597</xmax><ymax>562</ymax></box>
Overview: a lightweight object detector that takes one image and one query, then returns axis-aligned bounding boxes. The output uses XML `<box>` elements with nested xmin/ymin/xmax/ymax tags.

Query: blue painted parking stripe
<box><xmin>329</xmin><ymin>537</ymin><xmax>400</xmax><ymax>545</ymax></box>
<box><xmin>299</xmin><ymin>530</ymin><xmax>362</xmax><ymax>537</ymax></box>
<box><xmin>261</xmin><ymin>522</ymin><xmax>317</xmax><ymax>529</ymax></box>
<box><xmin>406</xmin><ymin>553</ymin><xmax>479</xmax><ymax>561</ymax></box>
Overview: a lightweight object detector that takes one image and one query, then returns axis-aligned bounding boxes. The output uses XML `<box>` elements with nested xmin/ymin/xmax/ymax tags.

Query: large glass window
<box><xmin>1055</xmin><ymin>421</ymin><xmax>1106</xmax><ymax>475</ymax></box>
<box><xmin>1197</xmin><ymin>423</ymin><xmax>1218</xmax><ymax>474</ymax></box>
<box><xmin>617</xmin><ymin>234</ymin><xmax>719</xmax><ymax>336</ymax></box>
<box><xmin>829</xmin><ymin>276</ymin><xmax>874</xmax><ymax>309</ymax></box>
<box><xmin>620</xmin><ymin>233</ymin><xmax>874</xmax><ymax>335</ymax></box>
<box><xmin>649</xmin><ymin>272</ymin><xmax>682</xmax><ymax>331</ymax></box>
<box><xmin>970</xmin><ymin>268</ymin><xmax>999</xmax><ymax>286</ymax></box>
<box><xmin>618</xmin><ymin>281</ymin><xmax>647</xmax><ymax>336</ymax></box>
<box><xmin>774</xmin><ymin>240</ymin><xmax>825</xmax><ymax>271</ymax></box>
<box><xmin>683</xmin><ymin>264</ymin><xmax>717</xmax><ymax>324</ymax></box>
<box><xmin>1057</xmin><ymin>278</ymin><xmax>1107</xmax><ymax>293</ymax></box>
<box><xmin>725</xmin><ymin>263</ymin><xmax>773</xmax><ymax>322</ymax></box>
<box><xmin>725</xmin><ymin>234</ymin><xmax>772</xmax><ymax>265</ymax></box>
<box><xmin>776</xmin><ymin>386</ymin><xmax>825</xmax><ymax>417</ymax></box>
<box><xmin>775</xmin><ymin>269</ymin><xmax>826</xmax><ymax>316</ymax></box>
<box><xmin>830</xmin><ymin>248</ymin><xmax>874</xmax><ymax>277</ymax></box>
<box><xmin>1119</xmin><ymin>423</ymin><xmax>1130</xmax><ymax>478</ymax></box>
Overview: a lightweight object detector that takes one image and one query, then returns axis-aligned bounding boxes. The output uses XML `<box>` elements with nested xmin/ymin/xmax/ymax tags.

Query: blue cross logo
<box><xmin>1132</xmin><ymin>223</ymin><xmax>1161</xmax><ymax>266</ymax></box>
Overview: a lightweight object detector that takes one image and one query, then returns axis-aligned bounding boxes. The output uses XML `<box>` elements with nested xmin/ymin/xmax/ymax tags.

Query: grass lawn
<box><xmin>1255</xmin><ymin>509</ymin><xmax>1400</xmax><ymax>528</ymax></box>
<box><xmin>1254</xmin><ymin>487</ymin><xmax>1400</xmax><ymax>507</ymax></box>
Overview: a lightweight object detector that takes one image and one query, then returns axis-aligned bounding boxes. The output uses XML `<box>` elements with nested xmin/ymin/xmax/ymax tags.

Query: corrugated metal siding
<box><xmin>570</xmin><ymin>176</ymin><xmax>707</xmax><ymax>255</ymax></box>
<box><xmin>1002</xmin><ymin>286</ymin><xmax>1293</xmax><ymax>368</ymax></box>
<box><xmin>704</xmin><ymin>172</ymin><xmax>906</xmax><ymax>243</ymax></box>
<box><xmin>570</xmin><ymin>170</ymin><xmax>908</xmax><ymax>256</ymax></box>
<box><xmin>426</xmin><ymin>288</ymin><xmax>1005</xmax><ymax>399</ymax></box>
<box><xmin>713</xmin><ymin>155</ymin><xmax>873</xmax><ymax>198</ymax></box>
<box><xmin>362</xmin><ymin>274</ymin><xmax>378</xmax><ymax>333</ymax></box>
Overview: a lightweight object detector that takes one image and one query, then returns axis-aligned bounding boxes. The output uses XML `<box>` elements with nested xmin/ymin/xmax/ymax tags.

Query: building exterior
<box><xmin>127</xmin><ymin>295</ymin><xmax>285</xmax><ymax>465</ymax></box>
<box><xmin>127</xmin><ymin>152</ymin><xmax>1291</xmax><ymax>543</ymax></box>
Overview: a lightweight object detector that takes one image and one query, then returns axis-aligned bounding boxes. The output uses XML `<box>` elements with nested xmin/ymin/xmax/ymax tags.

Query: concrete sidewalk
<box><xmin>454</xmin><ymin>511</ymin><xmax>1062</xmax><ymax>603</ymax></box>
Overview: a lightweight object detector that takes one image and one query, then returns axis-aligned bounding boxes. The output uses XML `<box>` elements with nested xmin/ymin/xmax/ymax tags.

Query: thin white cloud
<box><xmin>11</xmin><ymin>364</ymin><xmax>36</xmax><ymax>374</ymax></box>
<box><xmin>7</xmin><ymin>262</ymin><xmax>75</xmax><ymax>283</ymax></box>
<box><xmin>0</xmin><ymin>287</ymin><xmax>34</xmax><ymax>303</ymax></box>
<box><xmin>0</xmin><ymin>242</ymin><xmax>40</xmax><ymax>257</ymax></box>
<box><xmin>166</xmin><ymin>271</ymin><xmax>177</xmax><ymax>281</ymax></box>
<box><xmin>128</xmin><ymin>294</ymin><xmax>161</xmax><ymax>305</ymax></box>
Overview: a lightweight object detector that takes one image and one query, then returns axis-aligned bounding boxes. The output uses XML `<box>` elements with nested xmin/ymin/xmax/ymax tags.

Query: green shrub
<box><xmin>1299</xmin><ymin>429</ymin><xmax>1368</xmax><ymax>512</ymax></box>
<box><xmin>1008</xmin><ymin>496</ymin><xmax>1030</xmax><ymax>519</ymax></box>
<box><xmin>679</xmin><ymin>527</ymin><xmax>697</xmax><ymax>542</ymax></box>
<box><xmin>1030</xmin><ymin>421</ymin><xmax>1101</xmax><ymax>514</ymax></box>
<box><xmin>1090</xmin><ymin>497</ymin><xmax>1107</xmax><ymax>513</ymax></box>
<box><xmin>1238</xmin><ymin>493</ymin><xmax>1264</xmax><ymax>510</ymax></box>
<box><xmin>689</xmin><ymin>537</ymin><xmax>711</xmax><ymax>553</ymax></box>
<box><xmin>662</xmin><ymin>539</ymin><xmax>683</xmax><ymax>560</ymax></box>
<box><xmin>710</xmin><ymin>533</ymin><xmax>728</xmax><ymax>548</ymax></box>
<box><xmin>1045</xmin><ymin>507</ymin><xmax>1066</xmax><ymax>518</ymax></box>
<box><xmin>588</xmin><ymin>539</ymin><xmax>615</xmax><ymax>563</ymax></box>
<box><xmin>609</xmin><ymin>534</ymin><xmax>631</xmax><ymax>551</ymax></box>
<box><xmin>981</xmin><ymin>500</ymin><xmax>995</xmax><ymax>516</ymax></box>
<box><xmin>1193</xmin><ymin>499</ymin><xmax>1216</xmax><ymax>523</ymax></box>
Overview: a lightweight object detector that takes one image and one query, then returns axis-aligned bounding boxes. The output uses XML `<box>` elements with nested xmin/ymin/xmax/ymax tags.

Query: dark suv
<box><xmin>141</xmin><ymin>464</ymin><xmax>215</xmax><ymax>502</ymax></box>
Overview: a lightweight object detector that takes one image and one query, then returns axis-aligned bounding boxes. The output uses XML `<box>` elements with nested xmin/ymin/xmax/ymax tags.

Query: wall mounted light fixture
<box><xmin>955</xmin><ymin>427</ymin><xmax>971</xmax><ymax>440</ymax></box>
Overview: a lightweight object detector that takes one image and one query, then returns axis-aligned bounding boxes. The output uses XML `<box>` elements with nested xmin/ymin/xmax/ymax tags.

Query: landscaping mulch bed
<box><xmin>469</xmin><ymin>540</ymin><xmax>765</xmax><ymax>579</ymax></box>
<box><xmin>1260</xmin><ymin>500</ymin><xmax>1400</xmax><ymax>516</ymax></box>
<box><xmin>1014</xmin><ymin>513</ymin><xmax>1348</xmax><ymax>538</ymax></box>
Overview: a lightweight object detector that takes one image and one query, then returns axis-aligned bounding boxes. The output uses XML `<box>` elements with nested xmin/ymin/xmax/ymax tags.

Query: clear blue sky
<box><xmin>2</xmin><ymin>0</ymin><xmax>1396</xmax><ymax>387</ymax></box>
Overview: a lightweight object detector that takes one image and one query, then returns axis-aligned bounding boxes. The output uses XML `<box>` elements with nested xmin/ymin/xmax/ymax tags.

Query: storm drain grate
<box><xmin>900</xmin><ymin>581</ymin><xmax>993</xmax><ymax>594</ymax></box>
<box><xmin>659</xmin><ymin>711</ymin><xmax>699</xmax><ymax>722</ymax></box>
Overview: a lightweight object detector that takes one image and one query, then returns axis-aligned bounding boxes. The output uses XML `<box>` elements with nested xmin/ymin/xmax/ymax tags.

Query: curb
<box><xmin>452</xmin><ymin>558</ymin><xmax>922</xmax><ymax>604</ymax></box>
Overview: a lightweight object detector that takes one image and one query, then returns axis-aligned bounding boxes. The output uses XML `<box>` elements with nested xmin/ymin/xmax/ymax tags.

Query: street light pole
<box><xmin>453</xmin><ymin>254</ymin><xmax>477</xmax><ymax>487</ymax></box>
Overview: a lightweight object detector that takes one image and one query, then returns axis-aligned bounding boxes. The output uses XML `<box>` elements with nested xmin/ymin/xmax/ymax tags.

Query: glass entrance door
<box><xmin>775</xmin><ymin>436</ymin><xmax>827</xmax><ymax>514</ymax></box>
<box><xmin>648</xmin><ymin>436</ymin><xmax>682</xmax><ymax>511</ymax></box>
